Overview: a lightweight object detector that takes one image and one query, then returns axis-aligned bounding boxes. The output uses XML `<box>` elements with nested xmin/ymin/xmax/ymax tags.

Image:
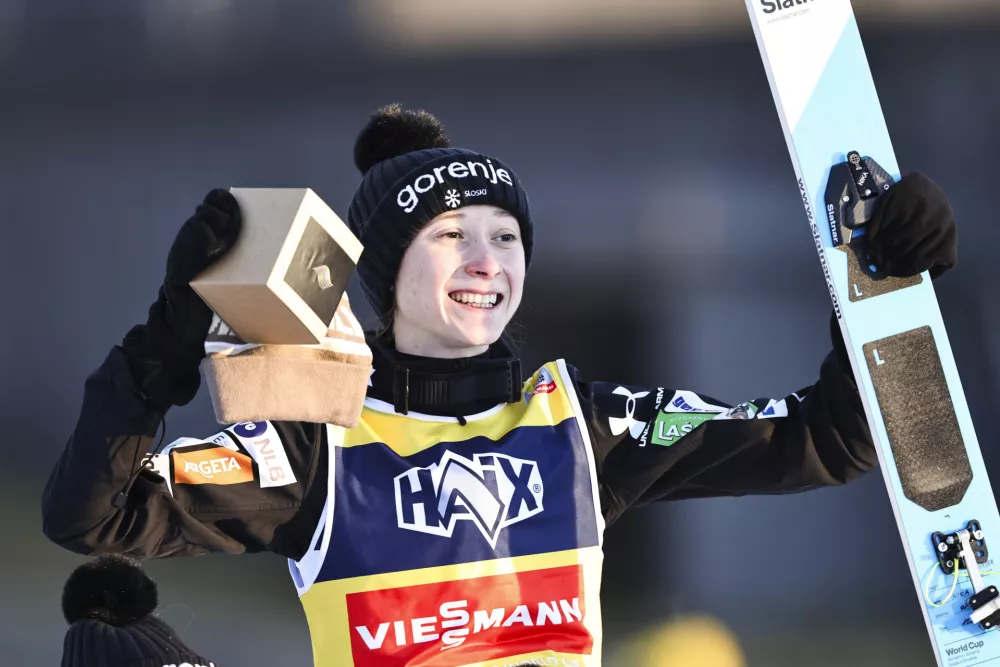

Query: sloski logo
<box><xmin>394</xmin><ymin>451</ymin><xmax>544</xmax><ymax>547</ymax></box>
<box><xmin>608</xmin><ymin>387</ymin><xmax>650</xmax><ymax>439</ymax></box>
<box><xmin>444</xmin><ymin>189</ymin><xmax>461</xmax><ymax>208</ymax></box>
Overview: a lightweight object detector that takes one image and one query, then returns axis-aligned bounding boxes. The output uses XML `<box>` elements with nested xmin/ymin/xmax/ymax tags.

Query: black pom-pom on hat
<box><xmin>353</xmin><ymin>103</ymin><xmax>451</xmax><ymax>175</ymax></box>
<box><xmin>62</xmin><ymin>554</ymin><xmax>158</xmax><ymax>626</ymax></box>
<box><xmin>60</xmin><ymin>556</ymin><xmax>215</xmax><ymax>667</ymax></box>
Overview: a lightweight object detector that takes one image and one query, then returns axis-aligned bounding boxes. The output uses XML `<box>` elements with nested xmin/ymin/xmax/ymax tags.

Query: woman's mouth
<box><xmin>448</xmin><ymin>291</ymin><xmax>502</xmax><ymax>309</ymax></box>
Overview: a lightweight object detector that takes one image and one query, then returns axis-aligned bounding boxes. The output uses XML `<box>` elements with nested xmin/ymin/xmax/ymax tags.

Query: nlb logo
<box><xmin>231</xmin><ymin>421</ymin><xmax>296</xmax><ymax>488</ymax></box>
<box><xmin>347</xmin><ymin>566</ymin><xmax>592</xmax><ymax>667</ymax></box>
<box><xmin>172</xmin><ymin>447</ymin><xmax>253</xmax><ymax>486</ymax></box>
<box><xmin>394</xmin><ymin>451</ymin><xmax>543</xmax><ymax>547</ymax></box>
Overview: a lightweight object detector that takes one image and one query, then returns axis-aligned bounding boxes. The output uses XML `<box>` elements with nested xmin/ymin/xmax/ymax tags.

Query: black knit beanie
<box><xmin>346</xmin><ymin>104</ymin><xmax>533</xmax><ymax>321</ymax></box>
<box><xmin>61</xmin><ymin>555</ymin><xmax>215</xmax><ymax>667</ymax></box>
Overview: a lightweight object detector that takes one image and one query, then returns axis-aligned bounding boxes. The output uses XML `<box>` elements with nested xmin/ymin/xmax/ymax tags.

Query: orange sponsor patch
<box><xmin>172</xmin><ymin>446</ymin><xmax>254</xmax><ymax>485</ymax></box>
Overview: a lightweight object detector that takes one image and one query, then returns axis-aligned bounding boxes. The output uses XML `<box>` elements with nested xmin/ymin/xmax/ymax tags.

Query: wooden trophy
<box><xmin>191</xmin><ymin>188</ymin><xmax>372</xmax><ymax>427</ymax></box>
<box><xmin>190</xmin><ymin>187</ymin><xmax>363</xmax><ymax>344</ymax></box>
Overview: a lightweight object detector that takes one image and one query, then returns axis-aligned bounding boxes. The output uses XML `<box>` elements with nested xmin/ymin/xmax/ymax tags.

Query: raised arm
<box><xmin>572</xmin><ymin>313</ymin><xmax>877</xmax><ymax>523</ymax></box>
<box><xmin>574</xmin><ymin>173</ymin><xmax>958</xmax><ymax>523</ymax></box>
<box><xmin>41</xmin><ymin>191</ymin><xmax>326</xmax><ymax>560</ymax></box>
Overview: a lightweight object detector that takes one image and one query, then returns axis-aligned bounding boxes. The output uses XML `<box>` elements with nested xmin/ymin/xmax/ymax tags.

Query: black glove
<box><xmin>865</xmin><ymin>173</ymin><xmax>958</xmax><ymax>280</ymax></box>
<box><xmin>123</xmin><ymin>189</ymin><xmax>242</xmax><ymax>407</ymax></box>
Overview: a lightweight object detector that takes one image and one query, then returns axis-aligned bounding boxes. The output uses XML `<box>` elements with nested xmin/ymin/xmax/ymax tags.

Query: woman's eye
<box><xmin>496</xmin><ymin>233</ymin><xmax>518</xmax><ymax>243</ymax></box>
<box><xmin>440</xmin><ymin>231</ymin><xmax>463</xmax><ymax>240</ymax></box>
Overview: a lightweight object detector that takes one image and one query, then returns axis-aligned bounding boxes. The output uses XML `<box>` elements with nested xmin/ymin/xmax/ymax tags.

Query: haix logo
<box><xmin>394</xmin><ymin>451</ymin><xmax>543</xmax><ymax>547</ymax></box>
<box><xmin>608</xmin><ymin>387</ymin><xmax>650</xmax><ymax>439</ymax></box>
<box><xmin>761</xmin><ymin>0</ymin><xmax>819</xmax><ymax>14</ymax></box>
<box><xmin>397</xmin><ymin>159</ymin><xmax>514</xmax><ymax>213</ymax></box>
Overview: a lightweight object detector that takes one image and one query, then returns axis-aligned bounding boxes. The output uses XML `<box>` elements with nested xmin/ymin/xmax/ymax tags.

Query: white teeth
<box><xmin>450</xmin><ymin>292</ymin><xmax>499</xmax><ymax>308</ymax></box>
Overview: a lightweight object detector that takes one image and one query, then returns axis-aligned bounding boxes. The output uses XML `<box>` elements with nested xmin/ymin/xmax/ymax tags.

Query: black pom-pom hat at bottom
<box><xmin>61</xmin><ymin>555</ymin><xmax>215</xmax><ymax>667</ymax></box>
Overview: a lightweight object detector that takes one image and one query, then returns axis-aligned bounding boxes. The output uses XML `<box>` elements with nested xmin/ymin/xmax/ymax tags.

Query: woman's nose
<box><xmin>464</xmin><ymin>247</ymin><xmax>502</xmax><ymax>278</ymax></box>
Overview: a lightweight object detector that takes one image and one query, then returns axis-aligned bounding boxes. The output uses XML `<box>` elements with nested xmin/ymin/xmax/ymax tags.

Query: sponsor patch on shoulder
<box><xmin>172</xmin><ymin>444</ymin><xmax>254</xmax><ymax>486</ymax></box>
<box><xmin>663</xmin><ymin>390</ymin><xmax>727</xmax><ymax>414</ymax></box>
<box><xmin>231</xmin><ymin>421</ymin><xmax>297</xmax><ymax>488</ymax></box>
<box><xmin>524</xmin><ymin>367</ymin><xmax>558</xmax><ymax>404</ymax></box>
<box><xmin>713</xmin><ymin>401</ymin><xmax>760</xmax><ymax>421</ymax></box>
<box><xmin>650</xmin><ymin>411</ymin><xmax>715</xmax><ymax>447</ymax></box>
<box><xmin>757</xmin><ymin>398</ymin><xmax>789</xmax><ymax>419</ymax></box>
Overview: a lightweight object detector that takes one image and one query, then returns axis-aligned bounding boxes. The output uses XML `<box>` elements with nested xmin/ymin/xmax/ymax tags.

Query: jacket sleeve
<box><xmin>41</xmin><ymin>344</ymin><xmax>328</xmax><ymax>561</ymax></box>
<box><xmin>570</xmin><ymin>315</ymin><xmax>878</xmax><ymax>526</ymax></box>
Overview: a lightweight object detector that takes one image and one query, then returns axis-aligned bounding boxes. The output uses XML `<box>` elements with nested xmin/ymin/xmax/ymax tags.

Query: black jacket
<box><xmin>41</xmin><ymin>317</ymin><xmax>876</xmax><ymax>561</ymax></box>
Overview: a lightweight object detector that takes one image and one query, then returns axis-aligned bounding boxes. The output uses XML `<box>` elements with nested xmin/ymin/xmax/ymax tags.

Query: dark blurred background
<box><xmin>3</xmin><ymin>1</ymin><xmax>1000</xmax><ymax>665</ymax></box>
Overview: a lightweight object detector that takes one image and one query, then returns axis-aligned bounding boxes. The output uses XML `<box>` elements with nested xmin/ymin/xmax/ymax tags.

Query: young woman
<box><xmin>42</xmin><ymin>104</ymin><xmax>959</xmax><ymax>666</ymax></box>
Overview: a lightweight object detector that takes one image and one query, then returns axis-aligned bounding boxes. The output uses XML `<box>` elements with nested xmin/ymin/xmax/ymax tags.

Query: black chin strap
<box><xmin>392</xmin><ymin>359</ymin><xmax>522</xmax><ymax>416</ymax></box>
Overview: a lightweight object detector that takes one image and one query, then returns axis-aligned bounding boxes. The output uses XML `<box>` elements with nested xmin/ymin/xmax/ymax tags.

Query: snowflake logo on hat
<box><xmin>445</xmin><ymin>189</ymin><xmax>461</xmax><ymax>208</ymax></box>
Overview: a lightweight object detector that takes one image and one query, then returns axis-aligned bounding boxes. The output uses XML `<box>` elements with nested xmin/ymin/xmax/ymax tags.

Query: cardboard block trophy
<box><xmin>190</xmin><ymin>188</ymin><xmax>371</xmax><ymax>426</ymax></box>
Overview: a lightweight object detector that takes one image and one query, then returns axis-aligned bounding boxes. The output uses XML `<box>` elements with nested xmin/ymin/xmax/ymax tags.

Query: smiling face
<box><xmin>392</xmin><ymin>205</ymin><xmax>526</xmax><ymax>358</ymax></box>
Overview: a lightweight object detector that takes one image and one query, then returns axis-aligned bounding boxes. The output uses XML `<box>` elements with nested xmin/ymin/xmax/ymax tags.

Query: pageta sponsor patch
<box><xmin>172</xmin><ymin>445</ymin><xmax>253</xmax><ymax>486</ymax></box>
<box><xmin>346</xmin><ymin>565</ymin><xmax>592</xmax><ymax>667</ymax></box>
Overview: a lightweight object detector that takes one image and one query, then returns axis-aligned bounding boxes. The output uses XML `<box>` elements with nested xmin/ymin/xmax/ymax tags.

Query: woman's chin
<box><xmin>445</xmin><ymin>326</ymin><xmax>502</xmax><ymax>350</ymax></box>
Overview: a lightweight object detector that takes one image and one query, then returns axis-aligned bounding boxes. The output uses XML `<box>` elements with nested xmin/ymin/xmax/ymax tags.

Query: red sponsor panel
<box><xmin>346</xmin><ymin>565</ymin><xmax>592</xmax><ymax>666</ymax></box>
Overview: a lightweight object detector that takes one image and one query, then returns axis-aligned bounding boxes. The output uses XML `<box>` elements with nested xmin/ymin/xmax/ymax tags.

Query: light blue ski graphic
<box><xmin>744</xmin><ymin>2</ymin><xmax>999</xmax><ymax>665</ymax></box>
